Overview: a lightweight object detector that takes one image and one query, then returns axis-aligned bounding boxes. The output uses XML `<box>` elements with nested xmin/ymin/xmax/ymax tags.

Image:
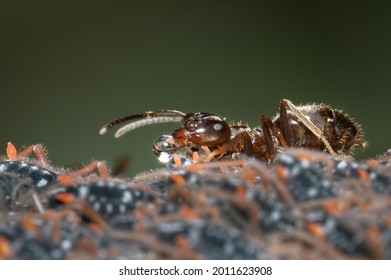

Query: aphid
<box><xmin>0</xmin><ymin>173</ymin><xmax>36</xmax><ymax>212</ymax></box>
<box><xmin>0</xmin><ymin>143</ymin><xmax>58</xmax><ymax>191</ymax></box>
<box><xmin>48</xmin><ymin>180</ymin><xmax>158</xmax><ymax>220</ymax></box>
<box><xmin>100</xmin><ymin>99</ymin><xmax>367</xmax><ymax>163</ymax></box>
<box><xmin>276</xmin><ymin>152</ymin><xmax>337</xmax><ymax>202</ymax></box>
<box><xmin>1</xmin><ymin>142</ymin><xmax>109</xmax><ymax>190</ymax></box>
<box><xmin>157</xmin><ymin>220</ymin><xmax>269</xmax><ymax>259</ymax></box>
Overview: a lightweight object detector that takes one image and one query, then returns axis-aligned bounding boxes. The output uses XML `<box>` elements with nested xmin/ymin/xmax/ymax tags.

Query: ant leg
<box><xmin>205</xmin><ymin>131</ymin><xmax>253</xmax><ymax>161</ymax></box>
<box><xmin>279</xmin><ymin>99</ymin><xmax>294</xmax><ymax>146</ymax></box>
<box><xmin>260</xmin><ymin>115</ymin><xmax>278</xmax><ymax>162</ymax></box>
<box><xmin>283</xmin><ymin>99</ymin><xmax>336</xmax><ymax>155</ymax></box>
<box><xmin>261</xmin><ymin>115</ymin><xmax>289</xmax><ymax>148</ymax></box>
<box><xmin>7</xmin><ymin>142</ymin><xmax>48</xmax><ymax>166</ymax></box>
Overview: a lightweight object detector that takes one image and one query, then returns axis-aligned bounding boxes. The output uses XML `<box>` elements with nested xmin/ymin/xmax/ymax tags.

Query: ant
<box><xmin>99</xmin><ymin>99</ymin><xmax>367</xmax><ymax>164</ymax></box>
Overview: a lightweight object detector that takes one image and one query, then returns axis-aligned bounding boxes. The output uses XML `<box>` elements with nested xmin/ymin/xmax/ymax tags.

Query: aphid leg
<box><xmin>283</xmin><ymin>99</ymin><xmax>336</xmax><ymax>155</ymax></box>
<box><xmin>52</xmin><ymin>193</ymin><xmax>109</xmax><ymax>231</ymax></box>
<box><xmin>7</xmin><ymin>142</ymin><xmax>48</xmax><ymax>166</ymax></box>
<box><xmin>69</xmin><ymin>161</ymin><xmax>109</xmax><ymax>180</ymax></box>
<box><xmin>58</xmin><ymin>161</ymin><xmax>110</xmax><ymax>185</ymax></box>
<box><xmin>168</xmin><ymin>182</ymin><xmax>194</xmax><ymax>205</ymax></box>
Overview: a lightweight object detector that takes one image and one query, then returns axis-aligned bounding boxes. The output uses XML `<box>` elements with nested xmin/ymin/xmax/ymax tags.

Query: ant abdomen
<box><xmin>272</xmin><ymin>104</ymin><xmax>365</xmax><ymax>154</ymax></box>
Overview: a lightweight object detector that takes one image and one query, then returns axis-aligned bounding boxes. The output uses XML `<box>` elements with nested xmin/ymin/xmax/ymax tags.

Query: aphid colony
<box><xmin>0</xmin><ymin>139</ymin><xmax>391</xmax><ymax>259</ymax></box>
<box><xmin>0</xmin><ymin>100</ymin><xmax>388</xmax><ymax>259</ymax></box>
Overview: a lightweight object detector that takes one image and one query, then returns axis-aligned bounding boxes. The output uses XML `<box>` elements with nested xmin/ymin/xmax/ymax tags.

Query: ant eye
<box><xmin>174</xmin><ymin>113</ymin><xmax>231</xmax><ymax>147</ymax></box>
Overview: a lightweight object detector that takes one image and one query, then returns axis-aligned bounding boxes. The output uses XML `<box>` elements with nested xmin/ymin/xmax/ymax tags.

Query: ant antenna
<box><xmin>99</xmin><ymin>110</ymin><xmax>187</xmax><ymax>138</ymax></box>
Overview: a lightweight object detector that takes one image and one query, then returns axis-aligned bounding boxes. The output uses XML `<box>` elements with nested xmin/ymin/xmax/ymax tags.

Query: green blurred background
<box><xmin>1</xmin><ymin>1</ymin><xmax>390</xmax><ymax>176</ymax></box>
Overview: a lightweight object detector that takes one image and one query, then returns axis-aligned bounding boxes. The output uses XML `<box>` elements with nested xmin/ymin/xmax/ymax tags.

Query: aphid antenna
<box><xmin>99</xmin><ymin>110</ymin><xmax>186</xmax><ymax>137</ymax></box>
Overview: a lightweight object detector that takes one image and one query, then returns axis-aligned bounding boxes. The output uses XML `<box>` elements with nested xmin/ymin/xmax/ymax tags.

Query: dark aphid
<box><xmin>48</xmin><ymin>181</ymin><xmax>158</xmax><ymax>219</ymax></box>
<box><xmin>305</xmin><ymin>208</ymin><xmax>366</xmax><ymax>255</ymax></box>
<box><xmin>276</xmin><ymin>153</ymin><xmax>337</xmax><ymax>202</ymax></box>
<box><xmin>0</xmin><ymin>213</ymin><xmax>119</xmax><ymax>259</ymax></box>
<box><xmin>2</xmin><ymin>142</ymin><xmax>110</xmax><ymax>189</ymax></box>
<box><xmin>0</xmin><ymin>172</ymin><xmax>37</xmax><ymax>212</ymax></box>
<box><xmin>157</xmin><ymin>220</ymin><xmax>270</xmax><ymax>259</ymax></box>
<box><xmin>0</xmin><ymin>160</ymin><xmax>58</xmax><ymax>191</ymax></box>
<box><xmin>100</xmin><ymin>99</ymin><xmax>367</xmax><ymax>164</ymax></box>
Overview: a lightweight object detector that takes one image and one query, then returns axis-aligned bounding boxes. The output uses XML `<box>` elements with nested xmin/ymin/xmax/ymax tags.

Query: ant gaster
<box><xmin>100</xmin><ymin>99</ymin><xmax>367</xmax><ymax>163</ymax></box>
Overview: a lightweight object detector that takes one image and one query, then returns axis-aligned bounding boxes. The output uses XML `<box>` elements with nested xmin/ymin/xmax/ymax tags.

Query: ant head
<box><xmin>100</xmin><ymin>110</ymin><xmax>232</xmax><ymax>163</ymax></box>
<box><xmin>100</xmin><ymin>110</ymin><xmax>231</xmax><ymax>147</ymax></box>
<box><xmin>173</xmin><ymin>113</ymin><xmax>231</xmax><ymax>147</ymax></box>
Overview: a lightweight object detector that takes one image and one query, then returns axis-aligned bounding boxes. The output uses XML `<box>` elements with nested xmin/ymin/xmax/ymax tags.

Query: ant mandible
<box><xmin>99</xmin><ymin>99</ymin><xmax>367</xmax><ymax>164</ymax></box>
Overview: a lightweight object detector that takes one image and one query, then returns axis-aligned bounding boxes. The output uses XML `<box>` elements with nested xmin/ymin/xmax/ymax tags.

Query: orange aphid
<box><xmin>323</xmin><ymin>201</ymin><xmax>341</xmax><ymax>215</ymax></box>
<box><xmin>55</xmin><ymin>193</ymin><xmax>76</xmax><ymax>205</ymax></box>
<box><xmin>6</xmin><ymin>142</ymin><xmax>17</xmax><ymax>160</ymax></box>
<box><xmin>306</xmin><ymin>222</ymin><xmax>325</xmax><ymax>237</ymax></box>
<box><xmin>0</xmin><ymin>236</ymin><xmax>11</xmax><ymax>259</ymax></box>
<box><xmin>58</xmin><ymin>175</ymin><xmax>76</xmax><ymax>186</ymax></box>
<box><xmin>235</xmin><ymin>186</ymin><xmax>246</xmax><ymax>200</ymax></box>
<box><xmin>357</xmin><ymin>168</ymin><xmax>369</xmax><ymax>181</ymax></box>
<box><xmin>22</xmin><ymin>217</ymin><xmax>39</xmax><ymax>235</ymax></box>
<box><xmin>276</xmin><ymin>165</ymin><xmax>289</xmax><ymax>182</ymax></box>
<box><xmin>180</xmin><ymin>205</ymin><xmax>197</xmax><ymax>220</ymax></box>
<box><xmin>170</xmin><ymin>174</ymin><xmax>186</xmax><ymax>185</ymax></box>
<box><xmin>296</xmin><ymin>151</ymin><xmax>312</xmax><ymax>163</ymax></box>
<box><xmin>175</xmin><ymin>235</ymin><xmax>191</xmax><ymax>250</ymax></box>
<box><xmin>245</xmin><ymin>169</ymin><xmax>257</xmax><ymax>184</ymax></box>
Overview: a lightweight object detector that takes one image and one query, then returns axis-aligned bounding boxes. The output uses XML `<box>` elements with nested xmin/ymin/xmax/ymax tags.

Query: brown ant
<box><xmin>99</xmin><ymin>99</ymin><xmax>367</xmax><ymax>163</ymax></box>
